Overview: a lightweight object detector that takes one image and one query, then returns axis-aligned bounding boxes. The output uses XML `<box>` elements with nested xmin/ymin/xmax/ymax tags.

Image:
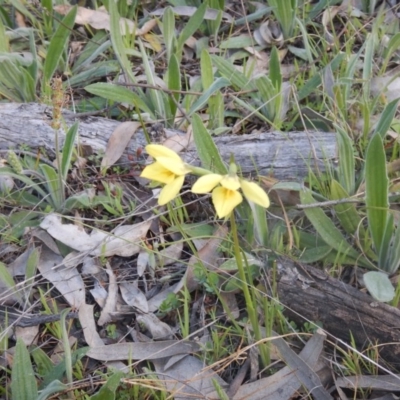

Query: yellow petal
<box><xmin>156</xmin><ymin>157</ymin><xmax>191</xmax><ymax>176</ymax></box>
<box><xmin>212</xmin><ymin>187</ymin><xmax>243</xmax><ymax>218</ymax></box>
<box><xmin>240</xmin><ymin>180</ymin><xmax>270</xmax><ymax>208</ymax></box>
<box><xmin>220</xmin><ymin>175</ymin><xmax>241</xmax><ymax>191</ymax></box>
<box><xmin>158</xmin><ymin>175</ymin><xmax>185</xmax><ymax>205</ymax></box>
<box><xmin>146</xmin><ymin>144</ymin><xmax>181</xmax><ymax>161</ymax></box>
<box><xmin>191</xmin><ymin>174</ymin><xmax>223</xmax><ymax>193</ymax></box>
<box><xmin>140</xmin><ymin>162</ymin><xmax>176</xmax><ymax>184</ymax></box>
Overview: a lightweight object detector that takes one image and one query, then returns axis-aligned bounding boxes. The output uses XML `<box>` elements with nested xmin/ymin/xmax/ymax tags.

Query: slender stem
<box><xmin>230</xmin><ymin>213</ymin><xmax>269</xmax><ymax>367</ymax></box>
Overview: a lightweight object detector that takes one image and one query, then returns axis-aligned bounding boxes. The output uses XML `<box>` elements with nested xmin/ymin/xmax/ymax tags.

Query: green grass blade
<box><xmin>42</xmin><ymin>6</ymin><xmax>77</xmax><ymax>90</ymax></box>
<box><xmin>365</xmin><ymin>134</ymin><xmax>389</xmax><ymax>258</ymax></box>
<box><xmin>192</xmin><ymin>114</ymin><xmax>227</xmax><ymax>174</ymax></box>
<box><xmin>11</xmin><ymin>338</ymin><xmax>38</xmax><ymax>400</ymax></box>
<box><xmin>61</xmin><ymin>122</ymin><xmax>78</xmax><ymax>181</ymax></box>
<box><xmin>269</xmin><ymin>47</ymin><xmax>282</xmax><ymax>91</ymax></box>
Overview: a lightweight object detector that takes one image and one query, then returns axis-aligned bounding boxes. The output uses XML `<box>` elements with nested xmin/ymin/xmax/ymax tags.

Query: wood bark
<box><xmin>0</xmin><ymin>102</ymin><xmax>337</xmax><ymax>180</ymax></box>
<box><xmin>275</xmin><ymin>258</ymin><xmax>400</xmax><ymax>364</ymax></box>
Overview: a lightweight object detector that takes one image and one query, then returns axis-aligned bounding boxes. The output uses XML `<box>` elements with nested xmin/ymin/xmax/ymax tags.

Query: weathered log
<box><xmin>275</xmin><ymin>258</ymin><xmax>400</xmax><ymax>365</ymax></box>
<box><xmin>0</xmin><ymin>102</ymin><xmax>337</xmax><ymax>180</ymax></box>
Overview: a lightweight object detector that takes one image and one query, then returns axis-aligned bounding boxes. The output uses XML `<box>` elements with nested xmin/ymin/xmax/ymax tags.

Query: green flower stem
<box><xmin>230</xmin><ymin>213</ymin><xmax>269</xmax><ymax>368</ymax></box>
<box><xmin>186</xmin><ymin>165</ymin><xmax>213</xmax><ymax>176</ymax></box>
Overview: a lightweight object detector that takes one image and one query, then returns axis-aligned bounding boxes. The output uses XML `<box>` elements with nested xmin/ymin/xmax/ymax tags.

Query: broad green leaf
<box><xmin>163</xmin><ymin>7</ymin><xmax>176</xmax><ymax>63</ymax></box>
<box><xmin>139</xmin><ymin>39</ymin><xmax>165</xmax><ymax>119</ymax></box>
<box><xmin>211</xmin><ymin>55</ymin><xmax>255</xmax><ymax>90</ymax></box>
<box><xmin>108</xmin><ymin>0</ymin><xmax>137</xmax><ymax>85</ymax></box>
<box><xmin>362</xmin><ymin>33</ymin><xmax>375</xmax><ymax>98</ymax></box>
<box><xmin>11</xmin><ymin>338</ymin><xmax>38</xmax><ymax>400</ymax></box>
<box><xmin>334</xmin><ymin>126</ymin><xmax>355</xmax><ymax>194</ymax></box>
<box><xmin>61</xmin><ymin>122</ymin><xmax>78</xmax><ymax>181</ymax></box>
<box><xmin>268</xmin><ymin>0</ymin><xmax>297</xmax><ymax>38</ymax></box>
<box><xmin>31</xmin><ymin>346</ymin><xmax>53</xmax><ymax>377</ymax></box>
<box><xmin>374</xmin><ymin>98</ymin><xmax>399</xmax><ymax>139</ymax></box>
<box><xmin>379</xmin><ymin>213</ymin><xmax>394</xmax><ymax>270</ymax></box>
<box><xmin>0</xmin><ymin>262</ymin><xmax>20</xmax><ymax>302</ymax></box>
<box><xmin>192</xmin><ymin>114</ymin><xmax>227</xmax><ymax>174</ymax></box>
<box><xmin>330</xmin><ymin>180</ymin><xmax>362</xmax><ymax>236</ymax></box>
<box><xmin>299</xmin><ymin>245</ymin><xmax>332</xmax><ymax>263</ymax></box>
<box><xmin>73</xmin><ymin>32</ymin><xmax>109</xmax><ymax>72</ymax></box>
<box><xmin>177</xmin><ymin>2</ymin><xmax>207</xmax><ymax>54</ymax></box>
<box><xmin>42</xmin><ymin>6</ymin><xmax>77</xmax><ymax>88</ymax></box>
<box><xmin>188</xmin><ymin>77</ymin><xmax>230</xmax><ymax>117</ymax></box>
<box><xmin>201</xmin><ymin>49</ymin><xmax>214</xmax><ymax>90</ymax></box>
<box><xmin>269</xmin><ymin>47</ymin><xmax>282</xmax><ymax>91</ymax></box>
<box><xmin>25</xmin><ymin>247</ymin><xmax>39</xmax><ymax>286</ymax></box>
<box><xmin>37</xmin><ymin>380</ymin><xmax>67</xmax><ymax>400</ymax></box>
<box><xmin>300</xmin><ymin>189</ymin><xmax>368</xmax><ymax>265</ymax></box>
<box><xmin>166</xmin><ymin>54</ymin><xmax>180</xmax><ymax>124</ymax></box>
<box><xmin>386</xmin><ymin>224</ymin><xmax>400</xmax><ymax>274</ymax></box>
<box><xmin>363</xmin><ymin>271</ymin><xmax>394</xmax><ymax>302</ymax></box>
<box><xmin>0</xmin><ymin>13</ymin><xmax>8</xmax><ymax>52</ymax></box>
<box><xmin>365</xmin><ymin>134</ymin><xmax>389</xmax><ymax>257</ymax></box>
<box><xmin>90</xmin><ymin>371</ymin><xmax>124</xmax><ymax>400</ymax></box>
<box><xmin>40</xmin><ymin>164</ymin><xmax>64</xmax><ymax>209</ymax></box>
<box><xmin>85</xmin><ymin>83</ymin><xmax>153</xmax><ymax>116</ymax></box>
<box><xmin>0</xmin><ymin>167</ymin><xmax>47</xmax><ymax>198</ymax></box>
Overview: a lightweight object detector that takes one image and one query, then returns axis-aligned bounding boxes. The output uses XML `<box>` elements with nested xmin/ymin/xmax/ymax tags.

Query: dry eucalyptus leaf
<box><xmin>148</xmin><ymin>282</ymin><xmax>180</xmax><ymax>313</ymax></box>
<box><xmin>119</xmin><ymin>281</ymin><xmax>149</xmax><ymax>313</ymax></box>
<box><xmin>137</xmin><ymin>250</ymin><xmax>150</xmax><ymax>277</ymax></box>
<box><xmin>54</xmin><ymin>6</ymin><xmax>156</xmax><ymax>35</ymax></box>
<box><xmin>157</xmin><ymin>242</ymin><xmax>183</xmax><ymax>266</ymax></box>
<box><xmin>37</xmin><ymin>246</ymin><xmax>85</xmax><ymax>309</ymax></box>
<box><xmin>97</xmin><ymin>263</ymin><xmax>118</xmax><ymax>326</ymax></box>
<box><xmin>136</xmin><ymin>313</ymin><xmax>173</xmax><ymax>340</ymax></box>
<box><xmin>90</xmin><ymin>280</ymin><xmax>108</xmax><ymax>308</ymax></box>
<box><xmin>153</xmin><ymin>354</ymin><xmax>228</xmax><ymax>400</ymax></box>
<box><xmin>151</xmin><ymin>6</ymin><xmax>233</xmax><ymax>22</ymax></box>
<box><xmin>40</xmin><ymin>214</ymin><xmax>151</xmax><ymax>257</ymax></box>
<box><xmin>79</xmin><ymin>304</ymin><xmax>104</xmax><ymax>347</ymax></box>
<box><xmin>101</xmin><ymin>121</ymin><xmax>141</xmax><ymax>169</ymax></box>
<box><xmin>15</xmin><ymin>326</ymin><xmax>38</xmax><ymax>346</ymax></box>
<box><xmin>87</xmin><ymin>340</ymin><xmax>201</xmax><ymax>361</ymax></box>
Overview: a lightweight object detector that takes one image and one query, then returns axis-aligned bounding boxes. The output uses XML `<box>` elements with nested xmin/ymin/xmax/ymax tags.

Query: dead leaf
<box><xmin>54</xmin><ymin>6</ymin><xmax>156</xmax><ymax>35</ymax></box>
<box><xmin>120</xmin><ymin>281</ymin><xmax>149</xmax><ymax>313</ymax></box>
<box><xmin>79</xmin><ymin>303</ymin><xmax>104</xmax><ymax>347</ymax></box>
<box><xmin>253</xmin><ymin>20</ymin><xmax>284</xmax><ymax>47</ymax></box>
<box><xmin>40</xmin><ymin>214</ymin><xmax>151</xmax><ymax>257</ymax></box>
<box><xmin>98</xmin><ymin>263</ymin><xmax>118</xmax><ymax>326</ymax></box>
<box><xmin>136</xmin><ymin>313</ymin><xmax>173</xmax><ymax>340</ymax></box>
<box><xmin>15</xmin><ymin>325</ymin><xmax>38</xmax><ymax>346</ymax></box>
<box><xmin>87</xmin><ymin>340</ymin><xmax>201</xmax><ymax>361</ymax></box>
<box><xmin>233</xmin><ymin>330</ymin><xmax>329</xmax><ymax>399</ymax></box>
<box><xmin>150</xmin><ymin>6</ymin><xmax>233</xmax><ymax>22</ymax></box>
<box><xmin>37</xmin><ymin>246</ymin><xmax>85</xmax><ymax>309</ymax></box>
<box><xmin>153</xmin><ymin>354</ymin><xmax>228</xmax><ymax>399</ymax></box>
<box><xmin>101</xmin><ymin>121</ymin><xmax>141</xmax><ymax>169</ymax></box>
<box><xmin>158</xmin><ymin>242</ymin><xmax>183</xmax><ymax>266</ymax></box>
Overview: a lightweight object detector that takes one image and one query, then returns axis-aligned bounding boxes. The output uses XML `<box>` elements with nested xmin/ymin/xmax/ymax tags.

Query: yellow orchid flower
<box><xmin>192</xmin><ymin>172</ymin><xmax>270</xmax><ymax>218</ymax></box>
<box><xmin>140</xmin><ymin>145</ymin><xmax>191</xmax><ymax>205</ymax></box>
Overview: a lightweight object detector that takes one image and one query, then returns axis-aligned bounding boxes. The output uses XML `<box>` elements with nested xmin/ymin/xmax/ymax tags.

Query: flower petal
<box><xmin>191</xmin><ymin>174</ymin><xmax>223</xmax><ymax>193</ymax></box>
<box><xmin>220</xmin><ymin>175</ymin><xmax>241</xmax><ymax>191</ymax></box>
<box><xmin>146</xmin><ymin>144</ymin><xmax>181</xmax><ymax>161</ymax></box>
<box><xmin>212</xmin><ymin>187</ymin><xmax>243</xmax><ymax>218</ymax></box>
<box><xmin>240</xmin><ymin>180</ymin><xmax>270</xmax><ymax>208</ymax></box>
<box><xmin>156</xmin><ymin>157</ymin><xmax>191</xmax><ymax>176</ymax></box>
<box><xmin>140</xmin><ymin>162</ymin><xmax>176</xmax><ymax>184</ymax></box>
<box><xmin>158</xmin><ymin>175</ymin><xmax>185</xmax><ymax>205</ymax></box>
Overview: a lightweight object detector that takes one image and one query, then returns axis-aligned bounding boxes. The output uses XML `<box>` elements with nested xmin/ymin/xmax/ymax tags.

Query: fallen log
<box><xmin>275</xmin><ymin>258</ymin><xmax>400</xmax><ymax>365</ymax></box>
<box><xmin>0</xmin><ymin>102</ymin><xmax>337</xmax><ymax>180</ymax></box>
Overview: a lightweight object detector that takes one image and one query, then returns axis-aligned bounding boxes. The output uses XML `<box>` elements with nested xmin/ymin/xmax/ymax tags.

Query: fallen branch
<box><xmin>0</xmin><ymin>102</ymin><xmax>337</xmax><ymax>180</ymax></box>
